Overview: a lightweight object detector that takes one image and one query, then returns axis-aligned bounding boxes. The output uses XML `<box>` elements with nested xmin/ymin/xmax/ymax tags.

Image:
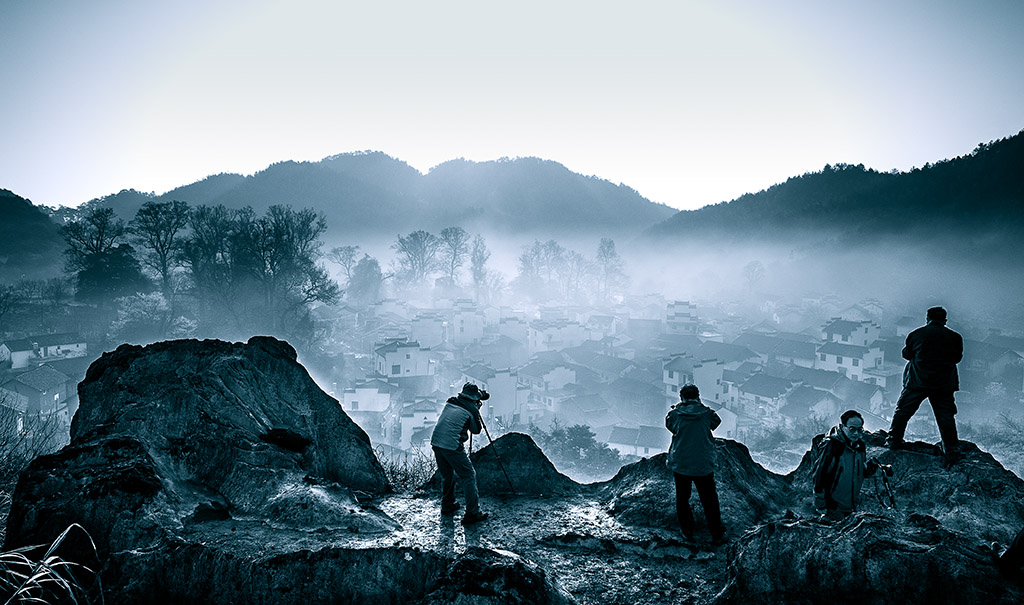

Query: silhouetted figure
<box><xmin>885</xmin><ymin>306</ymin><xmax>964</xmax><ymax>466</ymax></box>
<box><xmin>813</xmin><ymin>410</ymin><xmax>880</xmax><ymax>519</ymax></box>
<box><xmin>665</xmin><ymin>384</ymin><xmax>726</xmax><ymax>545</ymax></box>
<box><xmin>431</xmin><ymin>382</ymin><xmax>489</xmax><ymax>525</ymax></box>
<box><xmin>996</xmin><ymin>526</ymin><xmax>1024</xmax><ymax>576</ymax></box>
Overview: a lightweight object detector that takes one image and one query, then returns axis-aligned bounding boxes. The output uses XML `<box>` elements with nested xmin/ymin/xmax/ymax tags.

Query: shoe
<box><xmin>441</xmin><ymin>502</ymin><xmax>461</xmax><ymax>516</ymax></box>
<box><xmin>461</xmin><ymin>511</ymin><xmax>489</xmax><ymax>525</ymax></box>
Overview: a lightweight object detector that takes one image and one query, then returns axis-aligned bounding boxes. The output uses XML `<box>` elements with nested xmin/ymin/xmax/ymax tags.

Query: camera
<box><xmin>479</xmin><ymin>390</ymin><xmax>490</xmax><ymax>401</ymax></box>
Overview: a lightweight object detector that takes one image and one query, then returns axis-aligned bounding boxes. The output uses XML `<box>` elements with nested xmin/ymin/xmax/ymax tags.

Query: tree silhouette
<box><xmin>129</xmin><ymin>200</ymin><xmax>191</xmax><ymax>296</ymax></box>
<box><xmin>392</xmin><ymin>230</ymin><xmax>440</xmax><ymax>287</ymax></box>
<box><xmin>60</xmin><ymin>207</ymin><xmax>127</xmax><ymax>272</ymax></box>
<box><xmin>438</xmin><ymin>227</ymin><xmax>471</xmax><ymax>285</ymax></box>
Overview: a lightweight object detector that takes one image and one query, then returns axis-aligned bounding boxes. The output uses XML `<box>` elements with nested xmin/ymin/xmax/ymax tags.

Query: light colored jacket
<box><xmin>430</xmin><ymin>396</ymin><xmax>482</xmax><ymax>451</ymax></box>
<box><xmin>665</xmin><ymin>399</ymin><xmax>722</xmax><ymax>476</ymax></box>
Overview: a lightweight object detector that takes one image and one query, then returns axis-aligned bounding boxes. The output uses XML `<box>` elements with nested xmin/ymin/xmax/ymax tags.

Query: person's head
<box><xmin>459</xmin><ymin>382</ymin><xmax>490</xmax><ymax>404</ymax></box>
<box><xmin>839</xmin><ymin>409</ymin><xmax>864</xmax><ymax>440</ymax></box>
<box><xmin>926</xmin><ymin>306</ymin><xmax>947</xmax><ymax>325</ymax></box>
<box><xmin>680</xmin><ymin>384</ymin><xmax>700</xmax><ymax>401</ymax></box>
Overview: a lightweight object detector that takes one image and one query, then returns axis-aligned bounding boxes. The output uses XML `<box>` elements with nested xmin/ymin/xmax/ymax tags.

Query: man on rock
<box><xmin>430</xmin><ymin>382</ymin><xmax>489</xmax><ymax>525</ymax></box>
<box><xmin>665</xmin><ymin>384</ymin><xmax>727</xmax><ymax>545</ymax></box>
<box><xmin>885</xmin><ymin>306</ymin><xmax>964</xmax><ymax>467</ymax></box>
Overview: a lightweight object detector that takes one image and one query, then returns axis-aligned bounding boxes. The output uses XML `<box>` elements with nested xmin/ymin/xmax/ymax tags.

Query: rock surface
<box><xmin>4</xmin><ymin>338</ymin><xmax>571</xmax><ymax>604</ymax></box>
<box><xmin>4</xmin><ymin>337</ymin><xmax>1023</xmax><ymax>603</ymax></box>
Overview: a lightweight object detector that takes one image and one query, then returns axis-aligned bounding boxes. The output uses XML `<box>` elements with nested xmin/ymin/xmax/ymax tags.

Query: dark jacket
<box><xmin>813</xmin><ymin>426</ymin><xmax>878</xmax><ymax>512</ymax></box>
<box><xmin>902</xmin><ymin>321</ymin><xmax>963</xmax><ymax>391</ymax></box>
<box><xmin>665</xmin><ymin>398</ymin><xmax>722</xmax><ymax>476</ymax></box>
<box><xmin>430</xmin><ymin>395</ymin><xmax>482</xmax><ymax>451</ymax></box>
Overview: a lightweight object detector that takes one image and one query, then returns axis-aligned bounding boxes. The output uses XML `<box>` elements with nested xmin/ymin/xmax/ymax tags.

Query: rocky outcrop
<box><xmin>4</xmin><ymin>338</ymin><xmax>574</xmax><ymax>604</ymax></box>
<box><xmin>721</xmin><ymin>432</ymin><xmax>1024</xmax><ymax>603</ymax></box>
<box><xmin>600</xmin><ymin>439</ymin><xmax>793</xmax><ymax>531</ymax></box>
<box><xmin>4</xmin><ymin>338</ymin><xmax>1023</xmax><ymax>604</ymax></box>
<box><xmin>423</xmin><ymin>432</ymin><xmax>582</xmax><ymax>497</ymax></box>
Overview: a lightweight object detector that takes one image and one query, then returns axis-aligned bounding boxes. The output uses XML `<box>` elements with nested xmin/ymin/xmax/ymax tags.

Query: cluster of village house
<box><xmin>321</xmin><ymin>296</ymin><xmax>1024</xmax><ymax>459</ymax></box>
<box><xmin>2</xmin><ymin>294</ymin><xmax>1022</xmax><ymax>458</ymax></box>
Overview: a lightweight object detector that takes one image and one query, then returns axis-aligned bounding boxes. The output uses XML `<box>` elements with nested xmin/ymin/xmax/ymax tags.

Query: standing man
<box><xmin>431</xmin><ymin>382</ymin><xmax>489</xmax><ymax>525</ymax></box>
<box><xmin>885</xmin><ymin>306</ymin><xmax>964</xmax><ymax>466</ymax></box>
<box><xmin>665</xmin><ymin>384</ymin><xmax>726</xmax><ymax>545</ymax></box>
<box><xmin>813</xmin><ymin>410</ymin><xmax>881</xmax><ymax>519</ymax></box>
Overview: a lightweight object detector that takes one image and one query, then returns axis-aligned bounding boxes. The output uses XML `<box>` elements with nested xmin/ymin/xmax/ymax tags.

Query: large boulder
<box><xmin>422</xmin><ymin>432</ymin><xmax>582</xmax><ymax>497</ymax></box>
<box><xmin>5</xmin><ymin>337</ymin><xmax>392</xmax><ymax>561</ymax></box>
<box><xmin>720</xmin><ymin>431</ymin><xmax>1024</xmax><ymax>603</ymax></box>
<box><xmin>599</xmin><ymin>439</ymin><xmax>793</xmax><ymax>530</ymax></box>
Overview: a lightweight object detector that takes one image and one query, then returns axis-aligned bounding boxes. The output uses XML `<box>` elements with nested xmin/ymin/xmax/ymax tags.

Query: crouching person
<box><xmin>666</xmin><ymin>384</ymin><xmax>727</xmax><ymax>545</ymax></box>
<box><xmin>813</xmin><ymin>410</ymin><xmax>880</xmax><ymax>520</ymax></box>
<box><xmin>431</xmin><ymin>382</ymin><xmax>489</xmax><ymax>525</ymax></box>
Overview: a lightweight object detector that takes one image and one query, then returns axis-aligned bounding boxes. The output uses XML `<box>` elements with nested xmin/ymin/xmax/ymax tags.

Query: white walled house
<box><xmin>399</xmin><ymin>399</ymin><xmax>442</xmax><ymax>450</ymax></box>
<box><xmin>374</xmin><ymin>339</ymin><xmax>436</xmax><ymax>379</ymax></box>
<box><xmin>822</xmin><ymin>319</ymin><xmax>881</xmax><ymax>347</ymax></box>
<box><xmin>2</xmin><ymin>333</ymin><xmax>87</xmax><ymax>369</ymax></box>
<box><xmin>342</xmin><ymin>379</ymin><xmax>396</xmax><ymax>413</ymax></box>
<box><xmin>451</xmin><ymin>305</ymin><xmax>486</xmax><ymax>345</ymax></box>
<box><xmin>410</xmin><ymin>313</ymin><xmax>446</xmax><ymax>348</ymax></box>
<box><xmin>815</xmin><ymin>342</ymin><xmax>883</xmax><ymax>382</ymax></box>
<box><xmin>527</xmin><ymin>320</ymin><xmax>587</xmax><ymax>356</ymax></box>
<box><xmin>693</xmin><ymin>359</ymin><xmax>727</xmax><ymax>405</ymax></box>
<box><xmin>460</xmin><ymin>364</ymin><xmax>527</xmax><ymax>422</ymax></box>
<box><xmin>666</xmin><ymin>301</ymin><xmax>700</xmax><ymax>335</ymax></box>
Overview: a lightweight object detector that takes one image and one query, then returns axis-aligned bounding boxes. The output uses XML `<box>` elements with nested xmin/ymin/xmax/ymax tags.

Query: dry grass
<box><xmin>374</xmin><ymin>446</ymin><xmax>437</xmax><ymax>493</ymax></box>
<box><xmin>0</xmin><ymin>523</ymin><xmax>102</xmax><ymax>604</ymax></box>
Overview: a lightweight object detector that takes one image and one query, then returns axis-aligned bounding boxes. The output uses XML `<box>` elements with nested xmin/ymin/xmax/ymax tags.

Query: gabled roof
<box><xmin>732</xmin><ymin>333</ymin><xmax>784</xmax><ymax>355</ymax></box>
<box><xmin>518</xmin><ymin>360</ymin><xmax>570</xmax><ymax>378</ymax></box>
<box><xmin>608</xmin><ymin>426</ymin><xmax>639</xmax><ymax>445</ymax></box>
<box><xmin>817</xmin><ymin>341</ymin><xmax>870</xmax><ymax>357</ymax></box>
<box><xmin>636</xmin><ymin>425</ymin><xmax>671</xmax><ymax>450</ymax></box>
<box><xmin>772</xmin><ymin>340</ymin><xmax>817</xmax><ymax>359</ymax></box>
<box><xmin>462</xmin><ymin>363</ymin><xmax>496</xmax><ymax>382</ymax></box>
<box><xmin>785</xmin><ymin>366</ymin><xmax>848</xmax><ymax>390</ymax></box>
<box><xmin>581</xmin><ymin>353</ymin><xmax>634</xmax><ymax>375</ymax></box>
<box><xmin>373</xmin><ymin>339</ymin><xmax>422</xmax><ymax>355</ymax></box>
<box><xmin>7</xmin><ymin>365</ymin><xmax>70</xmax><ymax>393</ymax></box>
<box><xmin>738</xmin><ymin>374</ymin><xmax>795</xmax><ymax>398</ymax></box>
<box><xmin>696</xmin><ymin>341</ymin><xmax>759</xmax><ymax>364</ymax></box>
<box><xmin>821</xmin><ymin>318</ymin><xmax>866</xmax><ymax>337</ymax></box>
<box><xmin>964</xmin><ymin>339</ymin><xmax>1022</xmax><ymax>363</ymax></box>
<box><xmin>663</xmin><ymin>355</ymin><xmax>697</xmax><ymax>373</ymax></box>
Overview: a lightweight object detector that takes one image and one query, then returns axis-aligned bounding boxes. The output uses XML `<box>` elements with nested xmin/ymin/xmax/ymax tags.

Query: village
<box><xmin>2</xmin><ymin>290</ymin><xmax>1023</xmax><ymax>474</ymax></box>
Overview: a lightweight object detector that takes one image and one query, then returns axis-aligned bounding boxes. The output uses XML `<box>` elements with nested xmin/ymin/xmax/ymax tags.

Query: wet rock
<box><xmin>414</xmin><ymin>547</ymin><xmax>576</xmax><ymax>605</ymax></box>
<box><xmin>423</xmin><ymin>433</ymin><xmax>582</xmax><ymax>497</ymax></box>
<box><xmin>599</xmin><ymin>439</ymin><xmax>792</xmax><ymax>531</ymax></box>
<box><xmin>719</xmin><ymin>512</ymin><xmax>1024</xmax><ymax>604</ymax></box>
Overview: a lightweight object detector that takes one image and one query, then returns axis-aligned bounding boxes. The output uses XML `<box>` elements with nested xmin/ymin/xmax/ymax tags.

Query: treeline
<box><xmin>7</xmin><ymin>201</ymin><xmax>632</xmax><ymax>352</ymax></box>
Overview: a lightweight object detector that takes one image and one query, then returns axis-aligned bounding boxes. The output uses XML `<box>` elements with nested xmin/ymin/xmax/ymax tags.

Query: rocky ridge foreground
<box><xmin>4</xmin><ymin>338</ymin><xmax>1023</xmax><ymax>604</ymax></box>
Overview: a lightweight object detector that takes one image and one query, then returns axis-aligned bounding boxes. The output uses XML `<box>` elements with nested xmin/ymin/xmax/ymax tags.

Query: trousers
<box><xmin>888</xmin><ymin>387</ymin><xmax>959</xmax><ymax>454</ymax></box>
<box><xmin>433</xmin><ymin>445</ymin><xmax>480</xmax><ymax>515</ymax></box>
<box><xmin>673</xmin><ymin>472</ymin><xmax>724</xmax><ymax>538</ymax></box>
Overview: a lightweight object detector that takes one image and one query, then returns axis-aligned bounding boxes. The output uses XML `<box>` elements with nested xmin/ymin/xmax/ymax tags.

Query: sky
<box><xmin>2</xmin><ymin>0</ymin><xmax>1023</xmax><ymax>212</ymax></box>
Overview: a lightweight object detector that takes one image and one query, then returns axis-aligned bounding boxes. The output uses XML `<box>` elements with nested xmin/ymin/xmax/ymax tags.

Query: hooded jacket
<box><xmin>813</xmin><ymin>425</ymin><xmax>878</xmax><ymax>512</ymax></box>
<box><xmin>430</xmin><ymin>395</ymin><xmax>483</xmax><ymax>451</ymax></box>
<box><xmin>665</xmin><ymin>399</ymin><xmax>722</xmax><ymax>476</ymax></box>
<box><xmin>902</xmin><ymin>321</ymin><xmax>963</xmax><ymax>391</ymax></box>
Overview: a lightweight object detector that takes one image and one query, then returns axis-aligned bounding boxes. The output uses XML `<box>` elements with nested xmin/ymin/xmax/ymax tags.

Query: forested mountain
<box><xmin>65</xmin><ymin>152</ymin><xmax>675</xmax><ymax>240</ymax></box>
<box><xmin>0</xmin><ymin>189</ymin><xmax>64</xmax><ymax>280</ymax></box>
<box><xmin>648</xmin><ymin>130</ymin><xmax>1024</xmax><ymax>261</ymax></box>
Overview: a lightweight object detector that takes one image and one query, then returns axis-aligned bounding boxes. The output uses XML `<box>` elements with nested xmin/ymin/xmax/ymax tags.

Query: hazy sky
<box><xmin>2</xmin><ymin>0</ymin><xmax>1022</xmax><ymax>211</ymax></box>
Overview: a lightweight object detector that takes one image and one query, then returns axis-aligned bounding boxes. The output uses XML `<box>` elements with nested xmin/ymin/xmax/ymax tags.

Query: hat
<box><xmin>460</xmin><ymin>382</ymin><xmax>484</xmax><ymax>401</ymax></box>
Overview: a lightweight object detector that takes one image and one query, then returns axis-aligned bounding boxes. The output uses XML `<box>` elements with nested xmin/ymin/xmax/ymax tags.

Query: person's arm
<box><xmin>709</xmin><ymin>410</ymin><xmax>722</xmax><ymax>431</ymax></box>
<box><xmin>902</xmin><ymin>333</ymin><xmax>913</xmax><ymax>361</ymax></box>
<box><xmin>813</xmin><ymin>441</ymin><xmax>841</xmax><ymax>509</ymax></box>
<box><xmin>953</xmin><ymin>333</ymin><xmax>964</xmax><ymax>364</ymax></box>
<box><xmin>665</xmin><ymin>407</ymin><xmax>679</xmax><ymax>434</ymax></box>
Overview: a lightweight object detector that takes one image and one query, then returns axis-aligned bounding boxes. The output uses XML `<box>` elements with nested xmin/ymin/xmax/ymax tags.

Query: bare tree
<box><xmin>559</xmin><ymin>250</ymin><xmax>594</xmax><ymax>303</ymax></box>
<box><xmin>129</xmin><ymin>200</ymin><xmax>191</xmax><ymax>296</ymax></box>
<box><xmin>540</xmin><ymin>240</ymin><xmax>566</xmax><ymax>283</ymax></box>
<box><xmin>438</xmin><ymin>227</ymin><xmax>471</xmax><ymax>285</ymax></box>
<box><xmin>743</xmin><ymin>260</ymin><xmax>766</xmax><ymax>291</ymax></box>
<box><xmin>0</xmin><ymin>285</ymin><xmax>15</xmax><ymax>332</ymax></box>
<box><xmin>60</xmin><ymin>207</ymin><xmax>126</xmax><ymax>271</ymax></box>
<box><xmin>470</xmin><ymin>234</ymin><xmax>490</xmax><ymax>303</ymax></box>
<box><xmin>392</xmin><ymin>230</ymin><xmax>440</xmax><ymax>286</ymax></box>
<box><xmin>596</xmin><ymin>238</ymin><xmax>627</xmax><ymax>303</ymax></box>
<box><xmin>326</xmin><ymin>245</ymin><xmax>360</xmax><ymax>287</ymax></box>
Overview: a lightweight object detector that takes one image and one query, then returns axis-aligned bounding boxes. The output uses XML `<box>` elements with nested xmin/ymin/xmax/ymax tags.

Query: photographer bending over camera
<box><xmin>430</xmin><ymin>382</ymin><xmax>490</xmax><ymax>525</ymax></box>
